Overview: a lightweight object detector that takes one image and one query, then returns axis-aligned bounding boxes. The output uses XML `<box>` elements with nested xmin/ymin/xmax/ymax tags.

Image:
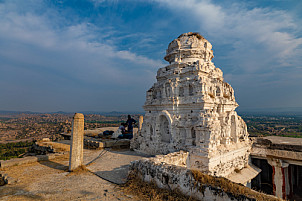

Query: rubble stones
<box><xmin>0</xmin><ymin>172</ymin><xmax>18</xmax><ymax>186</ymax></box>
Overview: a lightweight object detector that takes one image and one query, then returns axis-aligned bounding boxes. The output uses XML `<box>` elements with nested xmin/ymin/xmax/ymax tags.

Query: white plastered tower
<box><xmin>134</xmin><ymin>32</ymin><xmax>252</xmax><ymax>177</ymax></box>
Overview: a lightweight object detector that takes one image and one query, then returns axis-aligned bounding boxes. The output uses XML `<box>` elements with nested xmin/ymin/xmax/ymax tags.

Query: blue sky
<box><xmin>0</xmin><ymin>0</ymin><xmax>301</xmax><ymax>113</ymax></box>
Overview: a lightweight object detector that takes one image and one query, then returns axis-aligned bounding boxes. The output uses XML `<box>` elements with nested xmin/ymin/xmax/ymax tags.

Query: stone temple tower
<box><xmin>134</xmin><ymin>32</ymin><xmax>253</xmax><ymax>177</ymax></box>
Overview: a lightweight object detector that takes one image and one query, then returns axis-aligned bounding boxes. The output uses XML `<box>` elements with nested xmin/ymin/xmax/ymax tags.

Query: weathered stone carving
<box><xmin>134</xmin><ymin>32</ymin><xmax>252</xmax><ymax>177</ymax></box>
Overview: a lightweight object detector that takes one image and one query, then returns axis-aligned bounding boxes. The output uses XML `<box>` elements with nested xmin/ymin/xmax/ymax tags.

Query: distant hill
<box><xmin>79</xmin><ymin>111</ymin><xmax>144</xmax><ymax>116</ymax></box>
<box><xmin>0</xmin><ymin>110</ymin><xmax>144</xmax><ymax>116</ymax></box>
<box><xmin>0</xmin><ymin>110</ymin><xmax>40</xmax><ymax>115</ymax></box>
<box><xmin>2</xmin><ymin>108</ymin><xmax>301</xmax><ymax>117</ymax></box>
<box><xmin>237</xmin><ymin>107</ymin><xmax>302</xmax><ymax>117</ymax></box>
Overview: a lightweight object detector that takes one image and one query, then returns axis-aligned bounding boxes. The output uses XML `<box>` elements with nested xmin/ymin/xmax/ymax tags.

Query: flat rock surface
<box><xmin>263</xmin><ymin>136</ymin><xmax>302</xmax><ymax>146</ymax></box>
<box><xmin>0</xmin><ymin>149</ymin><xmax>149</xmax><ymax>201</ymax></box>
<box><xmin>85</xmin><ymin>150</ymin><xmax>150</xmax><ymax>184</ymax></box>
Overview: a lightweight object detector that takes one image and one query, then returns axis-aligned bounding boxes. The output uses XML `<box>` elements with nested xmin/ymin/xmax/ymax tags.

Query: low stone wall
<box><xmin>0</xmin><ymin>154</ymin><xmax>56</xmax><ymax>169</ymax></box>
<box><xmin>84</xmin><ymin>139</ymin><xmax>104</xmax><ymax>149</ymax></box>
<box><xmin>129</xmin><ymin>157</ymin><xmax>280</xmax><ymax>201</ymax></box>
<box><xmin>31</xmin><ymin>141</ymin><xmax>70</xmax><ymax>154</ymax></box>
<box><xmin>1</xmin><ymin>140</ymin><xmax>67</xmax><ymax>169</ymax></box>
<box><xmin>31</xmin><ymin>143</ymin><xmax>55</xmax><ymax>154</ymax></box>
<box><xmin>84</xmin><ymin>139</ymin><xmax>130</xmax><ymax>149</ymax></box>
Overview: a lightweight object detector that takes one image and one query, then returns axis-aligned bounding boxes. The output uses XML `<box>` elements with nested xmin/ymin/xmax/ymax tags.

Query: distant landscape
<box><xmin>238</xmin><ymin>107</ymin><xmax>302</xmax><ymax>138</ymax></box>
<box><xmin>0</xmin><ymin>109</ymin><xmax>301</xmax><ymax>142</ymax></box>
<box><xmin>242</xmin><ymin>115</ymin><xmax>302</xmax><ymax>138</ymax></box>
<box><xmin>0</xmin><ymin>111</ymin><xmax>142</xmax><ymax>160</ymax></box>
<box><xmin>0</xmin><ymin>110</ymin><xmax>301</xmax><ymax>160</ymax></box>
<box><xmin>0</xmin><ymin>111</ymin><xmax>142</xmax><ymax>143</ymax></box>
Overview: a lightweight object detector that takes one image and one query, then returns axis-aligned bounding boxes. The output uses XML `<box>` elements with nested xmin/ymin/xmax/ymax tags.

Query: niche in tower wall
<box><xmin>159</xmin><ymin>115</ymin><xmax>171</xmax><ymax>143</ymax></box>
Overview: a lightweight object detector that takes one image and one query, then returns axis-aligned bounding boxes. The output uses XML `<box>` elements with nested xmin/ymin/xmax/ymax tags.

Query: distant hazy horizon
<box><xmin>0</xmin><ymin>0</ymin><xmax>301</xmax><ymax>112</ymax></box>
<box><xmin>1</xmin><ymin>106</ymin><xmax>302</xmax><ymax>116</ymax></box>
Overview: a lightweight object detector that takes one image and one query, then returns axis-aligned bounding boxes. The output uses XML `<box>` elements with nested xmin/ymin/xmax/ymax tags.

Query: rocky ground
<box><xmin>0</xmin><ymin>149</ymin><xmax>149</xmax><ymax>200</ymax></box>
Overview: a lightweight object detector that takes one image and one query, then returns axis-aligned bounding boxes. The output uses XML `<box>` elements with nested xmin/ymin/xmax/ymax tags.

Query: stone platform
<box><xmin>84</xmin><ymin>138</ymin><xmax>130</xmax><ymax>150</ymax></box>
<box><xmin>85</xmin><ymin>150</ymin><xmax>150</xmax><ymax>184</ymax></box>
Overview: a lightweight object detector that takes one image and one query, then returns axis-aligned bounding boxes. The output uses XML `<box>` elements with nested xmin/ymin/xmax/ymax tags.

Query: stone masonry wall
<box><xmin>129</xmin><ymin>157</ymin><xmax>279</xmax><ymax>201</ymax></box>
<box><xmin>130</xmin><ymin>159</ymin><xmax>236</xmax><ymax>201</ymax></box>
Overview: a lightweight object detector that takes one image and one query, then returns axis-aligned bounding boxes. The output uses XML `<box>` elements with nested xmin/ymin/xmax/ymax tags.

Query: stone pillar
<box><xmin>195</xmin><ymin>127</ymin><xmax>202</xmax><ymax>147</ymax></box>
<box><xmin>268</xmin><ymin>159</ymin><xmax>289</xmax><ymax>199</ymax></box>
<box><xmin>138</xmin><ymin>115</ymin><xmax>144</xmax><ymax>131</ymax></box>
<box><xmin>185</xmin><ymin>128</ymin><xmax>193</xmax><ymax>146</ymax></box>
<box><xmin>69</xmin><ymin>113</ymin><xmax>84</xmax><ymax>171</ymax></box>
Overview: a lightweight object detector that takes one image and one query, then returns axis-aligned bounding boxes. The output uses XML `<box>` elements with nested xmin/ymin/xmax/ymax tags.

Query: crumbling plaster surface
<box><xmin>133</xmin><ymin>32</ymin><xmax>251</xmax><ymax>177</ymax></box>
<box><xmin>152</xmin><ymin>151</ymin><xmax>189</xmax><ymax>167</ymax></box>
<box><xmin>130</xmin><ymin>159</ymin><xmax>235</xmax><ymax>201</ymax></box>
<box><xmin>130</xmin><ymin>157</ymin><xmax>275</xmax><ymax>201</ymax></box>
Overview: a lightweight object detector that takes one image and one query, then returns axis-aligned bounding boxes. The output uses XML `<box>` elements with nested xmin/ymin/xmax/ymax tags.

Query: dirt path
<box><xmin>0</xmin><ymin>149</ymin><xmax>148</xmax><ymax>200</ymax></box>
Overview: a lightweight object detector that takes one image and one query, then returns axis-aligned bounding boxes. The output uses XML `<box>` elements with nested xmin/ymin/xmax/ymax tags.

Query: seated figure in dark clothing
<box><xmin>118</xmin><ymin>115</ymin><xmax>136</xmax><ymax>139</ymax></box>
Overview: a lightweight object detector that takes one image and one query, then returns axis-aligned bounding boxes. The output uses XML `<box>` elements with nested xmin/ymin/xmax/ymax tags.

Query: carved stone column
<box><xmin>194</xmin><ymin>127</ymin><xmax>204</xmax><ymax>147</ymax></box>
<box><xmin>69</xmin><ymin>113</ymin><xmax>84</xmax><ymax>171</ymax></box>
<box><xmin>268</xmin><ymin>158</ymin><xmax>289</xmax><ymax>199</ymax></box>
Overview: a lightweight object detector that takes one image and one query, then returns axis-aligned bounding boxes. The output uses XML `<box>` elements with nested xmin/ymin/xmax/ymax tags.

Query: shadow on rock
<box><xmin>107</xmin><ymin>150</ymin><xmax>153</xmax><ymax>157</ymax></box>
<box><xmin>93</xmin><ymin>164</ymin><xmax>130</xmax><ymax>185</ymax></box>
<box><xmin>38</xmin><ymin>160</ymin><xmax>68</xmax><ymax>171</ymax></box>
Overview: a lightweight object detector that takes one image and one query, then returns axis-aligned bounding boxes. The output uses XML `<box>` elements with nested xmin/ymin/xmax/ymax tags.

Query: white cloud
<box><xmin>0</xmin><ymin>0</ymin><xmax>301</xmax><ymax>111</ymax></box>
<box><xmin>156</xmin><ymin>0</ymin><xmax>302</xmax><ymax>71</ymax></box>
<box><xmin>155</xmin><ymin>0</ymin><xmax>302</xmax><ymax>108</ymax></box>
<box><xmin>0</xmin><ymin>0</ymin><xmax>163</xmax><ymax>111</ymax></box>
<box><xmin>0</xmin><ymin>1</ymin><xmax>162</xmax><ymax>86</ymax></box>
